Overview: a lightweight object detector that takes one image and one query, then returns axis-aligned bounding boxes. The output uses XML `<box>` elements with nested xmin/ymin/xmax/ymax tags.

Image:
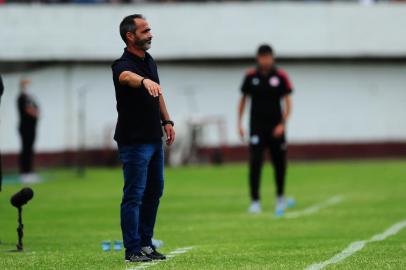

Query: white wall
<box><xmin>2</xmin><ymin>2</ymin><xmax>406</xmax><ymax>154</ymax></box>
<box><xmin>1</xmin><ymin>3</ymin><xmax>406</xmax><ymax>61</ymax></box>
<box><xmin>1</xmin><ymin>61</ymin><xmax>406</xmax><ymax>153</ymax></box>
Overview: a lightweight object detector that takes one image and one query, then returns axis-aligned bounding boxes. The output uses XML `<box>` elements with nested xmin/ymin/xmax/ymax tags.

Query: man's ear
<box><xmin>126</xmin><ymin>32</ymin><xmax>134</xmax><ymax>43</ymax></box>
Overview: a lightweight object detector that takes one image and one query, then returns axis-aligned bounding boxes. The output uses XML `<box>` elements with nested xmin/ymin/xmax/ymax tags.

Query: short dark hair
<box><xmin>257</xmin><ymin>44</ymin><xmax>273</xmax><ymax>56</ymax></box>
<box><xmin>120</xmin><ymin>14</ymin><xmax>145</xmax><ymax>44</ymax></box>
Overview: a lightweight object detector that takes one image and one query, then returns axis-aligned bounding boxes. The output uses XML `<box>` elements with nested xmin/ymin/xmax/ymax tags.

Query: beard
<box><xmin>135</xmin><ymin>38</ymin><xmax>152</xmax><ymax>51</ymax></box>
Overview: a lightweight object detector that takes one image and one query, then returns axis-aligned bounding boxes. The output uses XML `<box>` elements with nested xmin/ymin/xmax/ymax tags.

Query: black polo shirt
<box><xmin>112</xmin><ymin>49</ymin><xmax>163</xmax><ymax>144</ymax></box>
<box><xmin>241</xmin><ymin>66</ymin><xmax>293</xmax><ymax>131</ymax></box>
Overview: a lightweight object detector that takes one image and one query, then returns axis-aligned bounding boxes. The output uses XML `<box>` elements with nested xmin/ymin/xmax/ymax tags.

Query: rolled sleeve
<box><xmin>112</xmin><ymin>60</ymin><xmax>134</xmax><ymax>83</ymax></box>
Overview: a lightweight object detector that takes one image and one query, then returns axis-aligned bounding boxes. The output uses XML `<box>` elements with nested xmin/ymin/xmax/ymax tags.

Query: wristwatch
<box><xmin>162</xmin><ymin>120</ymin><xmax>174</xmax><ymax>127</ymax></box>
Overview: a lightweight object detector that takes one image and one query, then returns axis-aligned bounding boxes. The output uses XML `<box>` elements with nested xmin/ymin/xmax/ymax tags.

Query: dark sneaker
<box><xmin>141</xmin><ymin>246</ymin><xmax>166</xmax><ymax>260</ymax></box>
<box><xmin>125</xmin><ymin>252</ymin><xmax>152</xmax><ymax>263</ymax></box>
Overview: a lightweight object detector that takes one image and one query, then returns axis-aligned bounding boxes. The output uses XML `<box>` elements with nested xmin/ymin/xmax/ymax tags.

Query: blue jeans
<box><xmin>118</xmin><ymin>142</ymin><xmax>164</xmax><ymax>254</ymax></box>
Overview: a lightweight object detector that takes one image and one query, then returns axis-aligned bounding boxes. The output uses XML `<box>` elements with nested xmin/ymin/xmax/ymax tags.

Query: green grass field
<box><xmin>1</xmin><ymin>160</ymin><xmax>406</xmax><ymax>270</ymax></box>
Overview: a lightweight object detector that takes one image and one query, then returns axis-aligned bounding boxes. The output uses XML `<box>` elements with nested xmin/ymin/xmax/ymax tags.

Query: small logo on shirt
<box><xmin>250</xmin><ymin>135</ymin><xmax>260</xmax><ymax>145</ymax></box>
<box><xmin>252</xmin><ymin>77</ymin><xmax>260</xmax><ymax>86</ymax></box>
<box><xmin>269</xmin><ymin>76</ymin><xmax>280</xmax><ymax>87</ymax></box>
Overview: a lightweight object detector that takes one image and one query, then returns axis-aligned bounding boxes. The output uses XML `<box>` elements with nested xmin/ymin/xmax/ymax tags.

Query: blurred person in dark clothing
<box><xmin>237</xmin><ymin>44</ymin><xmax>295</xmax><ymax>217</ymax></box>
<box><xmin>17</xmin><ymin>79</ymin><xmax>40</xmax><ymax>183</ymax></box>
<box><xmin>0</xmin><ymin>75</ymin><xmax>3</xmax><ymax>191</ymax></box>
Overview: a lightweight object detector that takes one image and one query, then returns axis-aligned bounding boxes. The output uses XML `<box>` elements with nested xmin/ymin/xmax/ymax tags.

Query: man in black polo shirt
<box><xmin>112</xmin><ymin>14</ymin><xmax>175</xmax><ymax>263</ymax></box>
<box><xmin>237</xmin><ymin>44</ymin><xmax>294</xmax><ymax>217</ymax></box>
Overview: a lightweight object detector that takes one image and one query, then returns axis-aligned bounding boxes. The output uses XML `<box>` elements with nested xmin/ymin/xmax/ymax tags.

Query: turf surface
<box><xmin>0</xmin><ymin>160</ymin><xmax>406</xmax><ymax>270</ymax></box>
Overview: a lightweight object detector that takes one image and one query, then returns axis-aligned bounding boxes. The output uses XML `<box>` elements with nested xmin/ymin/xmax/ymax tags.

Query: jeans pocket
<box><xmin>118</xmin><ymin>144</ymin><xmax>153</xmax><ymax>165</ymax></box>
<box><xmin>118</xmin><ymin>144</ymin><xmax>132</xmax><ymax>163</ymax></box>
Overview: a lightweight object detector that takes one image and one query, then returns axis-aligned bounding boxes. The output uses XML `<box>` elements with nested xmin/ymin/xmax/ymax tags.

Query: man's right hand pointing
<box><xmin>143</xmin><ymin>79</ymin><xmax>162</xmax><ymax>97</ymax></box>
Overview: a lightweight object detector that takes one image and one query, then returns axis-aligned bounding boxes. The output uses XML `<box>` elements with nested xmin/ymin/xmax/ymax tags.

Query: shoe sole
<box><xmin>145</xmin><ymin>255</ymin><xmax>166</xmax><ymax>260</ymax></box>
<box><xmin>125</xmin><ymin>259</ymin><xmax>153</xmax><ymax>263</ymax></box>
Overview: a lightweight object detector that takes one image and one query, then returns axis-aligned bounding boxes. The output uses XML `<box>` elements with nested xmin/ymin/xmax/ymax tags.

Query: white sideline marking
<box><xmin>284</xmin><ymin>195</ymin><xmax>343</xmax><ymax>219</ymax></box>
<box><xmin>305</xmin><ymin>219</ymin><xmax>406</xmax><ymax>270</ymax></box>
<box><xmin>126</xmin><ymin>246</ymin><xmax>194</xmax><ymax>270</ymax></box>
